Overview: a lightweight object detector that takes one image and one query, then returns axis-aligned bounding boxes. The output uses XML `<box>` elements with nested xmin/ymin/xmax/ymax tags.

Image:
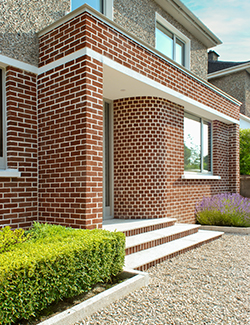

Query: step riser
<box><xmin>134</xmin><ymin>234</ymin><xmax>223</xmax><ymax>271</ymax></box>
<box><xmin>125</xmin><ymin>227</ymin><xmax>199</xmax><ymax>255</ymax></box>
<box><xmin>122</xmin><ymin>220</ymin><xmax>176</xmax><ymax>237</ymax></box>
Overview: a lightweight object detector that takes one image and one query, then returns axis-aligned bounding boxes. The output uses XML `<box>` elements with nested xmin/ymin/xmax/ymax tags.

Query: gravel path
<box><xmin>76</xmin><ymin>234</ymin><xmax>250</xmax><ymax>325</ymax></box>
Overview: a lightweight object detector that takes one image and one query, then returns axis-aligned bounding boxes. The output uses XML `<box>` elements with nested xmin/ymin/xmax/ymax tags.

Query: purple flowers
<box><xmin>196</xmin><ymin>193</ymin><xmax>250</xmax><ymax>227</ymax></box>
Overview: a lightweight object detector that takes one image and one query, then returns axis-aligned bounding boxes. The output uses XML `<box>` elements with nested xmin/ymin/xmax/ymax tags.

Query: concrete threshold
<box><xmin>199</xmin><ymin>225</ymin><xmax>250</xmax><ymax>235</ymax></box>
<box><xmin>38</xmin><ymin>269</ymin><xmax>149</xmax><ymax>325</ymax></box>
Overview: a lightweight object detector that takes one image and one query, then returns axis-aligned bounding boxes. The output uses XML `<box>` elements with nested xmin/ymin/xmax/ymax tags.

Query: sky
<box><xmin>181</xmin><ymin>0</ymin><xmax>250</xmax><ymax>62</ymax></box>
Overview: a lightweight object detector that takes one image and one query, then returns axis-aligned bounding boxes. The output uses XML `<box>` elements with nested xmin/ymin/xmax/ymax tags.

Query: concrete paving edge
<box><xmin>199</xmin><ymin>225</ymin><xmax>250</xmax><ymax>234</ymax></box>
<box><xmin>38</xmin><ymin>269</ymin><xmax>149</xmax><ymax>325</ymax></box>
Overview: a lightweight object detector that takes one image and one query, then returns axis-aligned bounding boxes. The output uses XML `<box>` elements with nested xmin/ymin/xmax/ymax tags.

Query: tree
<box><xmin>240</xmin><ymin>129</ymin><xmax>250</xmax><ymax>175</ymax></box>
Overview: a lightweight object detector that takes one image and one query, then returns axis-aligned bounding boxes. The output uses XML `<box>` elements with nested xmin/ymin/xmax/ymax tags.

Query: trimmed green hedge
<box><xmin>0</xmin><ymin>226</ymin><xmax>29</xmax><ymax>254</ymax></box>
<box><xmin>0</xmin><ymin>224</ymin><xmax>125</xmax><ymax>324</ymax></box>
<box><xmin>240</xmin><ymin>128</ymin><xmax>250</xmax><ymax>175</ymax></box>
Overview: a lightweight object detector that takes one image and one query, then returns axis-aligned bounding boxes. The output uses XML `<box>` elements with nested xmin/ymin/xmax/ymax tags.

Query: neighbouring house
<box><xmin>0</xmin><ymin>0</ymin><xmax>241</xmax><ymax>230</ymax></box>
<box><xmin>208</xmin><ymin>50</ymin><xmax>250</xmax><ymax>129</ymax></box>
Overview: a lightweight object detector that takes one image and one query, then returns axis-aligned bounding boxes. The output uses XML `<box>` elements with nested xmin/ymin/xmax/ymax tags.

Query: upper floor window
<box><xmin>184</xmin><ymin>112</ymin><xmax>212</xmax><ymax>174</ymax></box>
<box><xmin>155</xmin><ymin>13</ymin><xmax>190</xmax><ymax>69</ymax></box>
<box><xmin>71</xmin><ymin>0</ymin><xmax>104</xmax><ymax>13</ymax></box>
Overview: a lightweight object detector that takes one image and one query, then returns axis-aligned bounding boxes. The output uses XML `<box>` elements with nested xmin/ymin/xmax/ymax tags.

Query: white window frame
<box><xmin>71</xmin><ymin>0</ymin><xmax>113</xmax><ymax>20</ymax></box>
<box><xmin>0</xmin><ymin>67</ymin><xmax>6</xmax><ymax>170</ymax></box>
<box><xmin>155</xmin><ymin>13</ymin><xmax>190</xmax><ymax>69</ymax></box>
<box><xmin>0</xmin><ymin>67</ymin><xmax>21</xmax><ymax>178</ymax></box>
<box><xmin>184</xmin><ymin>112</ymin><xmax>213</xmax><ymax>176</ymax></box>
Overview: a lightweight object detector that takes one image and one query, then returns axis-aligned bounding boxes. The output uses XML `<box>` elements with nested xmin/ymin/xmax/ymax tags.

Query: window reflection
<box><xmin>184</xmin><ymin>114</ymin><xmax>201</xmax><ymax>172</ymax></box>
<box><xmin>156</xmin><ymin>22</ymin><xmax>185</xmax><ymax>66</ymax></box>
<box><xmin>72</xmin><ymin>0</ymin><xmax>103</xmax><ymax>12</ymax></box>
<box><xmin>184</xmin><ymin>113</ymin><xmax>212</xmax><ymax>173</ymax></box>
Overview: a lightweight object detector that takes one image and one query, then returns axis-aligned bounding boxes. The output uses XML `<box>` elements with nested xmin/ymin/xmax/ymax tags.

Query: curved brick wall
<box><xmin>113</xmin><ymin>97</ymin><xmax>239</xmax><ymax>223</ymax></box>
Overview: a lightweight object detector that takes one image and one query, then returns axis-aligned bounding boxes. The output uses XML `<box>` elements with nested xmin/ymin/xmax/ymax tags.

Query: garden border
<box><xmin>38</xmin><ymin>269</ymin><xmax>149</xmax><ymax>325</ymax></box>
<box><xmin>199</xmin><ymin>225</ymin><xmax>250</xmax><ymax>235</ymax></box>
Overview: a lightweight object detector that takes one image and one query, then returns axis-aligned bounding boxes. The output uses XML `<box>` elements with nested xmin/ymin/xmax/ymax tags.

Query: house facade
<box><xmin>0</xmin><ymin>0</ymin><xmax>240</xmax><ymax>230</ymax></box>
<box><xmin>208</xmin><ymin>50</ymin><xmax>250</xmax><ymax>129</ymax></box>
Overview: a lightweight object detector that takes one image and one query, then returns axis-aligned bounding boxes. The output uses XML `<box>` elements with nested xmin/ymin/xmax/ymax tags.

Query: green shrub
<box><xmin>0</xmin><ymin>226</ymin><xmax>29</xmax><ymax>254</ymax></box>
<box><xmin>196</xmin><ymin>193</ymin><xmax>250</xmax><ymax>227</ymax></box>
<box><xmin>240</xmin><ymin>129</ymin><xmax>250</xmax><ymax>175</ymax></box>
<box><xmin>0</xmin><ymin>224</ymin><xmax>125</xmax><ymax>324</ymax></box>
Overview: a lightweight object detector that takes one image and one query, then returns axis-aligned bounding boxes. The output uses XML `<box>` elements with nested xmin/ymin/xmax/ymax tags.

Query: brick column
<box><xmin>38</xmin><ymin>55</ymin><xmax>103</xmax><ymax>229</ymax></box>
<box><xmin>212</xmin><ymin>120</ymin><xmax>229</xmax><ymax>192</ymax></box>
<box><xmin>228</xmin><ymin>123</ymin><xmax>240</xmax><ymax>193</ymax></box>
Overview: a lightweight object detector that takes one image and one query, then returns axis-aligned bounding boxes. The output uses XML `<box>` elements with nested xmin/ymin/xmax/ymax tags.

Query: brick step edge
<box><xmin>125</xmin><ymin>227</ymin><xmax>199</xmax><ymax>255</ymax></box>
<box><xmin>122</xmin><ymin>220</ymin><xmax>176</xmax><ymax>237</ymax></box>
<box><xmin>135</xmin><ymin>233</ymin><xmax>223</xmax><ymax>271</ymax></box>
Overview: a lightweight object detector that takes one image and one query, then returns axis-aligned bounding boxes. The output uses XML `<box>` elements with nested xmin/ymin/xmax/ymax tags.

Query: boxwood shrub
<box><xmin>0</xmin><ymin>224</ymin><xmax>125</xmax><ymax>324</ymax></box>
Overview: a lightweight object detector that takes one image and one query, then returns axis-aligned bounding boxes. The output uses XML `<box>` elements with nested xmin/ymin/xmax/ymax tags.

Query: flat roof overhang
<box><xmin>36</xmin><ymin>5</ymin><xmax>240</xmax><ymax>125</ymax></box>
<box><xmin>103</xmin><ymin>58</ymin><xmax>239</xmax><ymax>125</ymax></box>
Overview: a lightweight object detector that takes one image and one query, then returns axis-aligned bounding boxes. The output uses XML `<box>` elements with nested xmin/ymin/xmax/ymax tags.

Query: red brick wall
<box><xmin>39</xmin><ymin>11</ymin><xmax>239</xmax><ymax>121</ymax></box>
<box><xmin>38</xmin><ymin>55</ymin><xmax>103</xmax><ymax>229</ymax></box>
<box><xmin>113</xmin><ymin>97</ymin><xmax>239</xmax><ymax>223</ymax></box>
<box><xmin>229</xmin><ymin>123</ymin><xmax>240</xmax><ymax>193</ymax></box>
<box><xmin>0</xmin><ymin>67</ymin><xmax>38</xmax><ymax>228</ymax></box>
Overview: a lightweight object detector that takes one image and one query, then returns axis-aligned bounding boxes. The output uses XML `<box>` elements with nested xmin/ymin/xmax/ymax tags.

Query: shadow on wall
<box><xmin>240</xmin><ymin>175</ymin><xmax>250</xmax><ymax>198</ymax></box>
<box><xmin>0</xmin><ymin>32</ymin><xmax>39</xmax><ymax>66</ymax></box>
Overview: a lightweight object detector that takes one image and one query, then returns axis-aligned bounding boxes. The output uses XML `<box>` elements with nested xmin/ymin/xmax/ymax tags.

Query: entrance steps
<box><xmin>103</xmin><ymin>218</ymin><xmax>223</xmax><ymax>271</ymax></box>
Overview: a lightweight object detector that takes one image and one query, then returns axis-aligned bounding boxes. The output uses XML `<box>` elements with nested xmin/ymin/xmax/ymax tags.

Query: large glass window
<box><xmin>184</xmin><ymin>112</ymin><xmax>212</xmax><ymax>173</ymax></box>
<box><xmin>156</xmin><ymin>21</ymin><xmax>185</xmax><ymax>66</ymax></box>
<box><xmin>71</xmin><ymin>0</ymin><xmax>103</xmax><ymax>13</ymax></box>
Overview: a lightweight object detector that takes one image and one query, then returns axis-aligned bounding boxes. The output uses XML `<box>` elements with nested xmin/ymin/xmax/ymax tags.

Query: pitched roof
<box><xmin>208</xmin><ymin>60</ymin><xmax>250</xmax><ymax>74</ymax></box>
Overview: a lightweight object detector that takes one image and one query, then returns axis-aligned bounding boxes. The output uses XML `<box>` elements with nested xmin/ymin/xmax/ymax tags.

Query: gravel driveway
<box><xmin>76</xmin><ymin>234</ymin><xmax>250</xmax><ymax>325</ymax></box>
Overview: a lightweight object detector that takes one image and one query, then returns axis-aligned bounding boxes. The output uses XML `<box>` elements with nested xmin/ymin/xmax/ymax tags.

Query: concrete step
<box><xmin>125</xmin><ymin>223</ymin><xmax>200</xmax><ymax>255</ymax></box>
<box><xmin>103</xmin><ymin>217</ymin><xmax>176</xmax><ymax>237</ymax></box>
<box><xmin>125</xmin><ymin>230</ymin><xmax>223</xmax><ymax>271</ymax></box>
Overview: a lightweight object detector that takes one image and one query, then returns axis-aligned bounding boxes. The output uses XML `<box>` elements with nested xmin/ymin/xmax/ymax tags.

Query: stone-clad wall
<box><xmin>0</xmin><ymin>0</ymin><xmax>70</xmax><ymax>66</ymax></box>
<box><xmin>113</xmin><ymin>0</ymin><xmax>208</xmax><ymax>79</ymax></box>
<box><xmin>1</xmin><ymin>0</ymin><xmax>207</xmax><ymax>79</ymax></box>
<box><xmin>39</xmin><ymin>11</ymin><xmax>239</xmax><ymax>121</ymax></box>
<box><xmin>209</xmin><ymin>71</ymin><xmax>250</xmax><ymax>117</ymax></box>
<box><xmin>245</xmin><ymin>73</ymin><xmax>250</xmax><ymax>117</ymax></box>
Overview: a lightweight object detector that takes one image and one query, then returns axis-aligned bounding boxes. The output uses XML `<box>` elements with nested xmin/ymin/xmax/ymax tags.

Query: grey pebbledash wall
<box><xmin>245</xmin><ymin>73</ymin><xmax>250</xmax><ymax>117</ymax></box>
<box><xmin>1</xmin><ymin>0</ymin><xmax>208</xmax><ymax>79</ymax></box>
<box><xmin>0</xmin><ymin>0</ymin><xmax>70</xmax><ymax>66</ymax></box>
<box><xmin>113</xmin><ymin>0</ymin><xmax>208</xmax><ymax>79</ymax></box>
<box><xmin>209</xmin><ymin>70</ymin><xmax>250</xmax><ymax>117</ymax></box>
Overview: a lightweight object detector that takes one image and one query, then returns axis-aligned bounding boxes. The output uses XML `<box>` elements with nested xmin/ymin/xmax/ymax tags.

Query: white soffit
<box><xmin>103</xmin><ymin>62</ymin><xmax>239</xmax><ymax>125</ymax></box>
<box><xmin>154</xmin><ymin>0</ymin><xmax>221</xmax><ymax>48</ymax></box>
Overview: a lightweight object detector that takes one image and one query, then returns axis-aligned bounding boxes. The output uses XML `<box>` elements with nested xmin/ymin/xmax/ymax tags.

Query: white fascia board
<box><xmin>240</xmin><ymin>113</ymin><xmax>250</xmax><ymax>123</ymax></box>
<box><xmin>39</xmin><ymin>48</ymin><xmax>88</xmax><ymax>75</ymax></box>
<box><xmin>208</xmin><ymin>62</ymin><xmax>250</xmax><ymax>79</ymax></box>
<box><xmin>38</xmin><ymin>47</ymin><xmax>240</xmax><ymax>125</ymax></box>
<box><xmin>102</xmin><ymin>54</ymin><xmax>239</xmax><ymax>125</ymax></box>
<box><xmin>0</xmin><ymin>54</ymin><xmax>38</xmax><ymax>74</ymax></box>
<box><xmin>37</xmin><ymin>6</ymin><xmax>240</xmax><ymax>107</ymax></box>
<box><xmin>154</xmin><ymin>0</ymin><xmax>221</xmax><ymax>48</ymax></box>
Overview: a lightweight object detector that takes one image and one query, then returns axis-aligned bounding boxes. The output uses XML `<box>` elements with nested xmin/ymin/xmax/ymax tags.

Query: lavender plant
<box><xmin>196</xmin><ymin>193</ymin><xmax>250</xmax><ymax>227</ymax></box>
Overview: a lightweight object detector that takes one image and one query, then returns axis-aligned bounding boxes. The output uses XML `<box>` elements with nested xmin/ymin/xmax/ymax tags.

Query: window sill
<box><xmin>182</xmin><ymin>174</ymin><xmax>221</xmax><ymax>180</ymax></box>
<box><xmin>0</xmin><ymin>169</ymin><xmax>21</xmax><ymax>178</ymax></box>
